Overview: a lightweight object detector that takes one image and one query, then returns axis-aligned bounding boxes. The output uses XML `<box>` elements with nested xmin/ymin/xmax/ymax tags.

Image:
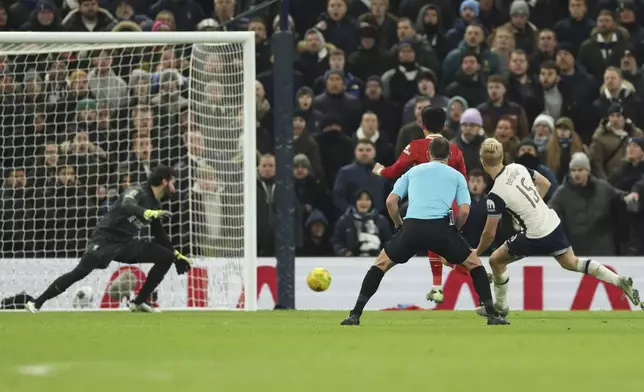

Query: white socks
<box><xmin>493</xmin><ymin>272</ymin><xmax>509</xmax><ymax>308</ymax></box>
<box><xmin>576</xmin><ymin>259</ymin><xmax>620</xmax><ymax>286</ymax></box>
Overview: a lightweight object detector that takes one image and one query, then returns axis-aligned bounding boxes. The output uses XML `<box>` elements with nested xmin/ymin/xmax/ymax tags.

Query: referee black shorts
<box><xmin>384</xmin><ymin>218</ymin><xmax>472</xmax><ymax>265</ymax></box>
<box><xmin>78</xmin><ymin>231</ymin><xmax>175</xmax><ymax>270</ymax></box>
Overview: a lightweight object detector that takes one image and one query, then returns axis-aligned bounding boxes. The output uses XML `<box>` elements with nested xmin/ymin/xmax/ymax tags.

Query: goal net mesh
<box><xmin>0</xmin><ymin>40</ymin><xmax>252</xmax><ymax>310</ymax></box>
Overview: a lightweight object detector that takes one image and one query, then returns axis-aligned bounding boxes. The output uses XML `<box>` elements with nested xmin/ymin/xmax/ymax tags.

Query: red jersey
<box><xmin>380</xmin><ymin>136</ymin><xmax>468</xmax><ymax>179</ymax></box>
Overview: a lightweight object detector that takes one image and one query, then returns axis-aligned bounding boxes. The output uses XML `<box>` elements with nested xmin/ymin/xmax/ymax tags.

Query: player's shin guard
<box><xmin>470</xmin><ymin>266</ymin><xmax>496</xmax><ymax>316</ymax></box>
<box><xmin>134</xmin><ymin>257</ymin><xmax>173</xmax><ymax>305</ymax></box>
<box><xmin>34</xmin><ymin>265</ymin><xmax>93</xmax><ymax>309</ymax></box>
<box><xmin>352</xmin><ymin>266</ymin><xmax>385</xmax><ymax>316</ymax></box>
<box><xmin>576</xmin><ymin>259</ymin><xmax>620</xmax><ymax>286</ymax></box>
<box><xmin>493</xmin><ymin>273</ymin><xmax>510</xmax><ymax>308</ymax></box>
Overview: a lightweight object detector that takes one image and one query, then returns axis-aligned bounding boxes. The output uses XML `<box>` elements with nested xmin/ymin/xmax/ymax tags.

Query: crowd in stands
<box><xmin>1</xmin><ymin>0</ymin><xmax>644</xmax><ymax>260</ymax></box>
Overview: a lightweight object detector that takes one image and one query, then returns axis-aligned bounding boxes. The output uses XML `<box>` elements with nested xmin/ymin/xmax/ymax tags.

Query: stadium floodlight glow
<box><xmin>0</xmin><ymin>31</ymin><xmax>257</xmax><ymax>311</ymax></box>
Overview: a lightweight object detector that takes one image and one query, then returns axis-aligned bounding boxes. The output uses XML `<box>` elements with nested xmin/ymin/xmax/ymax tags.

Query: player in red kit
<box><xmin>372</xmin><ymin>106</ymin><xmax>471</xmax><ymax>303</ymax></box>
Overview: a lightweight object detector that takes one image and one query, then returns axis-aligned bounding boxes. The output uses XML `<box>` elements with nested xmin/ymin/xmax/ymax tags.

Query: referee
<box><xmin>341</xmin><ymin>137</ymin><xmax>510</xmax><ymax>326</ymax></box>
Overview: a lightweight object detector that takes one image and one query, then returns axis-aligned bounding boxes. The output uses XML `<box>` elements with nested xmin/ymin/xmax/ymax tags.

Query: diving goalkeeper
<box><xmin>26</xmin><ymin>165</ymin><xmax>192</xmax><ymax>313</ymax></box>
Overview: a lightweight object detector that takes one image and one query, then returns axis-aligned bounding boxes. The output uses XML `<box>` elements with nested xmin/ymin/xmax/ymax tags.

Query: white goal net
<box><xmin>0</xmin><ymin>32</ymin><xmax>257</xmax><ymax>311</ymax></box>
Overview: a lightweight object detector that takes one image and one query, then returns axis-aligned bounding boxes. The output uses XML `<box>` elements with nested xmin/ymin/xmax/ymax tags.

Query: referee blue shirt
<box><xmin>391</xmin><ymin>161</ymin><xmax>470</xmax><ymax>220</ymax></box>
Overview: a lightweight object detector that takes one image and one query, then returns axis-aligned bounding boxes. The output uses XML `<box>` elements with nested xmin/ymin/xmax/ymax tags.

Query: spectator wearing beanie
<box><xmin>313</xmin><ymin>49</ymin><xmax>364</xmax><ymax>99</ymax></box>
<box><xmin>293</xmin><ymin>109</ymin><xmax>325</xmax><ymax>181</ymax></box>
<box><xmin>402</xmin><ymin>69</ymin><xmax>448</xmax><ymax>125</ymax></box>
<box><xmin>445</xmin><ymin>52</ymin><xmax>488</xmax><ymax>108</ymax></box>
<box><xmin>549</xmin><ymin>151</ymin><xmax>624</xmax><ymax>256</ymax></box>
<box><xmin>501</xmin><ymin>1</ymin><xmax>538</xmax><ymax>56</ymax></box>
<box><xmin>608</xmin><ymin>137</ymin><xmax>644</xmax><ymax>191</ymax></box>
<box><xmin>446</xmin><ymin>0</ymin><xmax>481</xmax><ymax>51</ymax></box>
<box><xmin>578</xmin><ymin>9</ymin><xmax>630</xmax><ymax>81</ymax></box>
<box><xmin>314</xmin><ymin>116</ymin><xmax>355</xmax><ymax>190</ymax></box>
<box><xmin>312</xmin><ymin>69</ymin><xmax>363</xmax><ymax>134</ymax></box>
<box><xmin>617</xmin><ymin>1</ymin><xmax>644</xmax><ymax>49</ymax></box>
<box><xmin>295</xmin><ymin>86</ymin><xmax>323</xmax><ymax>135</ymax></box>
<box><xmin>357</xmin><ymin>0</ymin><xmax>399</xmax><ymax>52</ymax></box>
<box><xmin>382</xmin><ymin>41</ymin><xmax>433</xmax><ymax>107</ymax></box>
<box><xmin>416</xmin><ymin>4</ymin><xmax>449</xmax><ymax>62</ymax></box>
<box><xmin>298</xmin><ymin>209</ymin><xmax>333</xmax><ymax>257</ymax></box>
<box><xmin>531</xmin><ymin>113</ymin><xmax>555</xmax><ymax>156</ymax></box>
<box><xmin>619</xmin><ymin>47</ymin><xmax>644</xmax><ymax>100</ymax></box>
<box><xmin>353</xmin><ymin>111</ymin><xmax>395</xmax><ymax>166</ymax></box>
<box><xmin>546</xmin><ymin>117</ymin><xmax>586</xmax><ymax>184</ymax></box>
<box><xmin>515</xmin><ymin>139</ymin><xmax>559</xmax><ymax>200</ymax></box>
<box><xmin>20</xmin><ymin>0</ymin><xmax>63</xmax><ymax>31</ymax></box>
<box><xmin>441</xmin><ymin>24</ymin><xmax>506</xmax><ymax>90</ymax></box>
<box><xmin>590</xmin><ymin>102</ymin><xmax>644</xmax><ymax>179</ymax></box>
<box><xmin>347</xmin><ymin>25</ymin><xmax>389</xmax><ymax>82</ymax></box>
<box><xmin>361</xmin><ymin>76</ymin><xmax>400</xmax><ymax>140</ymax></box>
<box><xmin>452</xmin><ymin>108</ymin><xmax>485</xmax><ymax>171</ymax></box>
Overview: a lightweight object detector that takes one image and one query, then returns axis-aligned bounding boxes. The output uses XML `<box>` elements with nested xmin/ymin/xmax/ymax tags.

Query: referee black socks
<box><xmin>470</xmin><ymin>266</ymin><xmax>496</xmax><ymax>316</ymax></box>
<box><xmin>352</xmin><ymin>266</ymin><xmax>385</xmax><ymax>316</ymax></box>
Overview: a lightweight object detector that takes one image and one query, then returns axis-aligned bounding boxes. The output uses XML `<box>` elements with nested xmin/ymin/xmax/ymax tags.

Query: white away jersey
<box><xmin>487</xmin><ymin>163</ymin><xmax>560</xmax><ymax>238</ymax></box>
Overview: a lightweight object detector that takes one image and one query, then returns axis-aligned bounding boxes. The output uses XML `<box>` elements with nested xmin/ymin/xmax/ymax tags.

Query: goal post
<box><xmin>0</xmin><ymin>32</ymin><xmax>257</xmax><ymax>311</ymax></box>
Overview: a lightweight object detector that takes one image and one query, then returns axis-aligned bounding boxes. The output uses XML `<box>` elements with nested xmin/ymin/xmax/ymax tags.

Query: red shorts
<box><xmin>428</xmin><ymin>200</ymin><xmax>460</xmax><ymax>261</ymax></box>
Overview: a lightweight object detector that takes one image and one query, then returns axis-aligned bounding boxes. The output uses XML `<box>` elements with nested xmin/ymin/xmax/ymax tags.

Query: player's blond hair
<box><xmin>480</xmin><ymin>138</ymin><xmax>504</xmax><ymax>167</ymax></box>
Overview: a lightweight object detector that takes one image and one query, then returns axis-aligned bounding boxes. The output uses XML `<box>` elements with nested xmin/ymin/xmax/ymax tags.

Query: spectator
<box><xmin>212</xmin><ymin>0</ymin><xmax>247</xmax><ymax>31</ymax></box>
<box><xmin>516</xmin><ymin>139</ymin><xmax>559</xmax><ymax>200</ymax></box>
<box><xmin>295</xmin><ymin>86</ymin><xmax>323</xmax><ymax>134</ymax></box>
<box><xmin>395</xmin><ymin>96</ymin><xmax>429</xmax><ymax>156</ymax></box>
<box><xmin>128</xmin><ymin>69</ymin><xmax>151</xmax><ymax>106</ymax></box>
<box><xmin>444</xmin><ymin>52</ymin><xmax>487</xmax><ymax>108</ymax></box>
<box><xmin>256</xmin><ymin>153</ymin><xmax>276</xmax><ymax>256</ymax></box>
<box><xmin>312</xmin><ymin>70</ymin><xmax>363</xmax><ymax>134</ymax></box>
<box><xmin>249</xmin><ymin>18</ymin><xmax>271</xmax><ymax>75</ymax></box>
<box><xmin>477</xmin><ymin>75</ymin><xmax>530</xmax><ymax>139</ymax></box>
<box><xmin>331</xmin><ymin>188</ymin><xmax>391</xmax><ymax>256</ymax></box>
<box><xmin>402</xmin><ymin>69</ymin><xmax>447</xmax><ymax>125</ymax></box>
<box><xmin>294</xmin><ymin>154</ymin><xmax>329</xmax><ymax>223</ymax></box>
<box><xmin>589</xmin><ymin>103</ymin><xmax>644</xmax><ymax>180</ymax></box>
<box><xmin>361</xmin><ymin>76</ymin><xmax>399</xmax><ymax>140</ymax></box>
<box><xmin>392</xmin><ymin>17</ymin><xmax>439</xmax><ymax>73</ymax></box>
<box><xmin>21</xmin><ymin>0</ymin><xmax>63</xmax><ymax>31</ymax></box>
<box><xmin>441</xmin><ymin>24</ymin><xmax>505</xmax><ymax>90</ymax></box>
<box><xmin>29</xmin><ymin>142</ymin><xmax>59</xmax><ymax>189</ymax></box>
<box><xmin>347</xmin><ymin>24</ymin><xmax>390</xmax><ymax>82</ymax></box>
<box><xmin>313</xmin><ymin>49</ymin><xmax>363</xmax><ymax>99</ymax></box>
<box><xmin>315</xmin><ymin>0</ymin><xmax>359</xmax><ymax>54</ymax></box>
<box><xmin>502</xmin><ymin>0</ymin><xmax>538</xmax><ymax>55</ymax></box>
<box><xmin>416</xmin><ymin>4</ymin><xmax>449</xmax><ymax>62</ymax></box>
<box><xmin>609</xmin><ymin>137</ymin><xmax>644</xmax><ymax>191</ymax></box>
<box><xmin>444</xmin><ymin>95</ymin><xmax>468</xmax><ymax>138</ymax></box>
<box><xmin>62</xmin><ymin>0</ymin><xmax>115</xmax><ymax>31</ymax></box>
<box><xmin>88</xmin><ymin>49</ymin><xmax>128</xmax><ymax>109</ymax></box>
<box><xmin>293</xmin><ymin>109</ymin><xmax>325</xmax><ymax>180</ymax></box>
<box><xmin>381</xmin><ymin>41</ymin><xmax>432</xmax><ymax>106</ymax></box>
<box><xmin>314</xmin><ymin>116</ymin><xmax>355</xmax><ymax>190</ymax></box>
<box><xmin>592</xmin><ymin>67</ymin><xmax>644</xmax><ymax>129</ymax></box>
<box><xmin>494</xmin><ymin>115</ymin><xmax>520</xmax><ymax>163</ymax></box>
<box><xmin>297</xmin><ymin>28</ymin><xmax>335</xmax><ymax>87</ymax></box>
<box><xmin>620</xmin><ymin>48</ymin><xmax>644</xmax><ymax>100</ymax></box>
<box><xmin>617</xmin><ymin>0</ymin><xmax>644</xmax><ymax>49</ymax></box>
<box><xmin>353</xmin><ymin>111</ymin><xmax>395</xmax><ymax>166</ymax></box>
<box><xmin>549</xmin><ymin>152</ymin><xmax>624</xmax><ymax>255</ymax></box>
<box><xmin>357</xmin><ymin>0</ymin><xmax>398</xmax><ymax>51</ymax></box>
<box><xmin>113</xmin><ymin>0</ymin><xmax>151</xmax><ymax>24</ymax></box>
<box><xmin>531</xmin><ymin>113</ymin><xmax>555</xmax><ymax>157</ymax></box>
<box><xmin>554</xmin><ymin>0</ymin><xmax>595</xmax><ymax>56</ymax></box>
<box><xmin>44</xmin><ymin>54</ymin><xmax>69</xmax><ymax>105</ymax></box>
<box><xmin>120</xmin><ymin>131</ymin><xmax>155</xmax><ymax>184</ymax></box>
<box><xmin>255</xmin><ymin>80</ymin><xmax>273</xmax><ymax>134</ymax></box>
<box><xmin>578</xmin><ymin>9</ymin><xmax>629</xmax><ymax>80</ymax></box>
<box><xmin>452</xmin><ymin>108</ymin><xmax>485</xmax><ymax>172</ymax></box>
<box><xmin>546</xmin><ymin>117</ymin><xmax>586</xmax><ymax>183</ymax></box>
<box><xmin>477</xmin><ymin>0</ymin><xmax>505</xmax><ymax>33</ymax></box>
<box><xmin>148</xmin><ymin>0</ymin><xmax>204</xmax><ymax>31</ymax></box>
<box><xmin>506</xmin><ymin>49</ymin><xmax>541</xmax><ymax>124</ymax></box>
<box><xmin>333</xmin><ymin>139</ymin><xmax>388</xmax><ymax>215</ymax></box>
<box><xmin>535</xmin><ymin>60</ymin><xmax>567</xmax><ymax>121</ymax></box>
<box><xmin>173</xmin><ymin>130</ymin><xmax>210</xmax><ymax>190</ymax></box>
<box><xmin>398</xmin><ymin>0</ymin><xmax>454</xmax><ymax>30</ymax></box>
<box><xmin>446</xmin><ymin>0</ymin><xmax>481</xmax><ymax>51</ymax></box>
<box><xmin>1</xmin><ymin>168</ymin><xmax>35</xmax><ymax>257</ymax></box>
<box><xmin>150</xmin><ymin>69</ymin><xmax>187</xmax><ymax>118</ymax></box>
<box><xmin>460</xmin><ymin>168</ymin><xmax>487</xmax><ymax>248</ymax></box>
<box><xmin>529</xmin><ymin>29</ymin><xmax>558</xmax><ymax>76</ymax></box>
<box><xmin>299</xmin><ymin>209</ymin><xmax>333</xmax><ymax>256</ymax></box>
<box><xmin>488</xmin><ymin>26</ymin><xmax>516</xmax><ymax>69</ymax></box>
<box><xmin>256</xmin><ymin>53</ymin><xmax>305</xmax><ymax>106</ymax></box>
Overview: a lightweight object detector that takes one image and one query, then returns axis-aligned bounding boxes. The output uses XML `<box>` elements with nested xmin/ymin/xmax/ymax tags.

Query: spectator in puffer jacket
<box><xmin>515</xmin><ymin>139</ymin><xmax>559</xmax><ymax>201</ymax></box>
<box><xmin>331</xmin><ymin>189</ymin><xmax>391</xmax><ymax>257</ymax></box>
<box><xmin>549</xmin><ymin>152</ymin><xmax>626</xmax><ymax>256</ymax></box>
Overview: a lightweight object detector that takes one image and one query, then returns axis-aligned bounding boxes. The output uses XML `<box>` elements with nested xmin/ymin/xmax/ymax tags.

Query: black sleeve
<box><xmin>486</xmin><ymin>192</ymin><xmax>506</xmax><ymax>218</ymax></box>
<box><xmin>120</xmin><ymin>188</ymin><xmax>147</xmax><ymax>220</ymax></box>
<box><xmin>150</xmin><ymin>220</ymin><xmax>174</xmax><ymax>251</ymax></box>
<box><xmin>525</xmin><ymin>167</ymin><xmax>537</xmax><ymax>180</ymax></box>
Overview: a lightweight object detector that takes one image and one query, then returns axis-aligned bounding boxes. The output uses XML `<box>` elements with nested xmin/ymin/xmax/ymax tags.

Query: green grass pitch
<box><xmin>1</xmin><ymin>311</ymin><xmax>643</xmax><ymax>392</ymax></box>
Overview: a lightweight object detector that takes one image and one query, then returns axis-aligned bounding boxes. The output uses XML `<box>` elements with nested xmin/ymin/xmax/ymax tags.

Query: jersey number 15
<box><xmin>516</xmin><ymin>178</ymin><xmax>539</xmax><ymax>208</ymax></box>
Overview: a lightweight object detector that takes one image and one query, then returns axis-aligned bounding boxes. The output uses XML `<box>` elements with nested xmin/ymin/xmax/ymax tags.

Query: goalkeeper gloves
<box><xmin>174</xmin><ymin>250</ymin><xmax>192</xmax><ymax>275</ymax></box>
<box><xmin>143</xmin><ymin>209</ymin><xmax>170</xmax><ymax>221</ymax></box>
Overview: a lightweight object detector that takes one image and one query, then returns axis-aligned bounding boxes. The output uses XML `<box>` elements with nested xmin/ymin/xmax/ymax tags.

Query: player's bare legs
<box><xmin>460</xmin><ymin>250</ymin><xmax>510</xmax><ymax>325</ymax></box>
<box><xmin>341</xmin><ymin>250</ymin><xmax>395</xmax><ymax>325</ymax></box>
<box><xmin>556</xmin><ymin>249</ymin><xmax>643</xmax><ymax>308</ymax></box>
